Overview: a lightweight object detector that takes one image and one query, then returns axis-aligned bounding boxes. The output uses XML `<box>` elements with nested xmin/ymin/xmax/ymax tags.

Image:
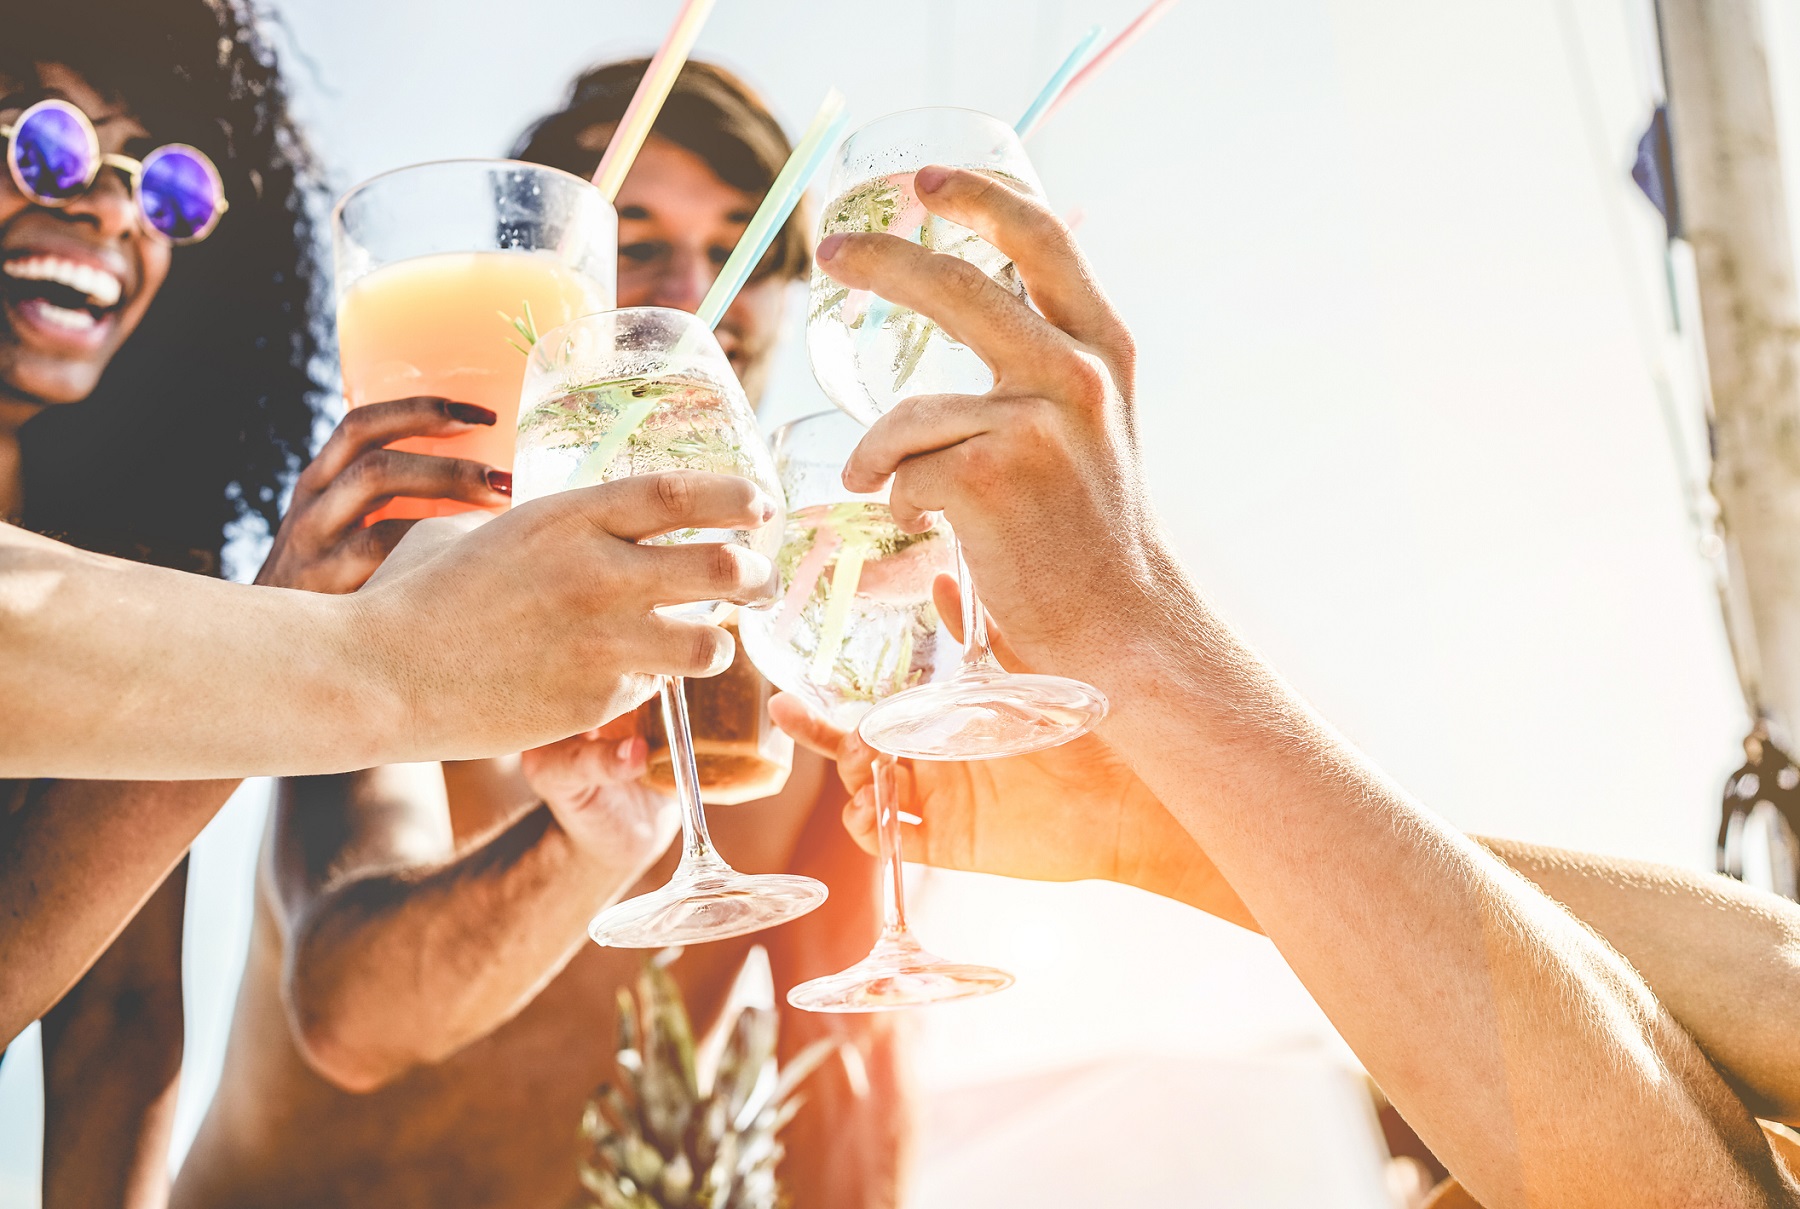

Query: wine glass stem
<box><xmin>874</xmin><ymin>753</ymin><xmax>914</xmax><ymax>943</ymax></box>
<box><xmin>953</xmin><ymin>536</ymin><xmax>1000</xmax><ymax>674</ymax></box>
<box><xmin>660</xmin><ymin>676</ymin><xmax>727</xmax><ymax>876</ymax></box>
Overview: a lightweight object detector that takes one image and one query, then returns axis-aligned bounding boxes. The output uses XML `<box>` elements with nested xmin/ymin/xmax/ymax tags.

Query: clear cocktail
<box><xmin>740</xmin><ymin>410</ymin><xmax>1013</xmax><ymax>1012</ymax></box>
<box><xmin>515</xmin><ymin>306</ymin><xmax>821</xmax><ymax>948</ymax></box>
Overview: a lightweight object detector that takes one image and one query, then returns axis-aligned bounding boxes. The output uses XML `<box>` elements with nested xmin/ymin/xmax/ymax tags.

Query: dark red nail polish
<box><xmin>445</xmin><ymin>401</ymin><xmax>497</xmax><ymax>425</ymax></box>
<box><xmin>487</xmin><ymin>469</ymin><xmax>513</xmax><ymax>496</ymax></box>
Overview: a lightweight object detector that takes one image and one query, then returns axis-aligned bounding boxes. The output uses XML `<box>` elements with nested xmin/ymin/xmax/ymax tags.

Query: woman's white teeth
<box><xmin>2</xmin><ymin>256</ymin><xmax>123</xmax><ymax>308</ymax></box>
<box><xmin>29</xmin><ymin>300</ymin><xmax>98</xmax><ymax>331</ymax></box>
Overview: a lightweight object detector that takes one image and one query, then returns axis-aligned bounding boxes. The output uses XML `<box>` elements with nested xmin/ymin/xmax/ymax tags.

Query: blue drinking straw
<box><xmin>1015</xmin><ymin>25</ymin><xmax>1105</xmax><ymax>140</ymax></box>
<box><xmin>575</xmin><ymin>91</ymin><xmax>845</xmax><ymax>486</ymax></box>
<box><xmin>697</xmin><ymin>89</ymin><xmax>847</xmax><ymax>330</ymax></box>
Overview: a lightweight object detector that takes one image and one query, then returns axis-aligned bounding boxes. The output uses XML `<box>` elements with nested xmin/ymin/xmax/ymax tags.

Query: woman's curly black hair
<box><xmin>4</xmin><ymin>0</ymin><xmax>326</xmax><ymax>575</ymax></box>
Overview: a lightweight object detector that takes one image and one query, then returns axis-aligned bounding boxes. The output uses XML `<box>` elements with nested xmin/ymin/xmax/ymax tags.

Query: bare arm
<box><xmin>0</xmin><ymin>777</ymin><xmax>232</xmax><ymax>1045</ymax></box>
<box><xmin>787</xmin><ymin>668</ymin><xmax>1800</xmax><ymax>1135</ymax></box>
<box><xmin>0</xmin><ymin>469</ymin><xmax>770</xmax><ymax>780</ymax></box>
<box><xmin>824</xmin><ymin>166</ymin><xmax>1798</xmax><ymax>1208</ymax></box>
<box><xmin>275</xmin><ymin>737</ymin><xmax>676</xmax><ymax>1092</ymax></box>
<box><xmin>1483</xmin><ymin>837</ymin><xmax>1800</xmax><ymax>1126</ymax></box>
<box><xmin>40</xmin><ymin>861</ymin><xmax>186</xmax><ymax>1209</ymax></box>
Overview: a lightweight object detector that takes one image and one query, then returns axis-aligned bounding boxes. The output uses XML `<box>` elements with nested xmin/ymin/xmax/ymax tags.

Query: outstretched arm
<box><xmin>818</xmin><ymin>165</ymin><xmax>1798</xmax><ymax>1208</ymax></box>
<box><xmin>0</xmin><ymin>469</ymin><xmax>771</xmax><ymax>780</ymax></box>
<box><xmin>274</xmin><ymin>734</ymin><xmax>674</xmax><ymax>1092</ymax></box>
<box><xmin>784</xmin><ymin>693</ymin><xmax>1800</xmax><ymax>1137</ymax></box>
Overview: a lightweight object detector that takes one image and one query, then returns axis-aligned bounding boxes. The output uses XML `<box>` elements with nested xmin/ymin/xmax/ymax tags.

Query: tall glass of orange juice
<box><xmin>333</xmin><ymin>160</ymin><xmax>616</xmax><ymax>521</ymax></box>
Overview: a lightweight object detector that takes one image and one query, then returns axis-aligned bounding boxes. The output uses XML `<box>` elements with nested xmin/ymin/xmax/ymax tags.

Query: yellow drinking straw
<box><xmin>590</xmin><ymin>0</ymin><xmax>717</xmax><ymax>201</ymax></box>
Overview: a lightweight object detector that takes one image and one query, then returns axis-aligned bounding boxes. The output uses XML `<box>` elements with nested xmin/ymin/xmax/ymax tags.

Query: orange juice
<box><xmin>338</xmin><ymin>250</ymin><xmax>613</xmax><ymax>520</ymax></box>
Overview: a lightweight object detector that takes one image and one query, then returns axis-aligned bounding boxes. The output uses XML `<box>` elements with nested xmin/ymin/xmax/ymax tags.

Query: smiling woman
<box><xmin>0</xmin><ymin>3</ymin><xmax>323</xmax><ymax>1207</ymax></box>
<box><xmin>0</xmin><ymin>0</ymin><xmax>323</xmax><ymax>573</ymax></box>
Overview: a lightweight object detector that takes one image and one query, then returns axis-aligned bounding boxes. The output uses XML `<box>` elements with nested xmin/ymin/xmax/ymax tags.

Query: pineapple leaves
<box><xmin>578</xmin><ymin>949</ymin><xmax>827</xmax><ymax>1209</ymax></box>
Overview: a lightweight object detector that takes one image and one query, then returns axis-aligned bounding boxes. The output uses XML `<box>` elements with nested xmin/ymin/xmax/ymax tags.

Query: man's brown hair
<box><xmin>513</xmin><ymin>59</ymin><xmax>811</xmax><ymax>283</ymax></box>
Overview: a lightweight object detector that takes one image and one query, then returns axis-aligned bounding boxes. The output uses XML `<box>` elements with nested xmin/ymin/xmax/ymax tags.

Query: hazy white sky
<box><xmin>1</xmin><ymin>0</ymin><xmax>1780</xmax><ymax>1203</ymax></box>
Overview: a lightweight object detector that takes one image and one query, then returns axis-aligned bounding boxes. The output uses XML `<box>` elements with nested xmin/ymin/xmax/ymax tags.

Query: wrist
<box><xmin>328</xmin><ymin>590</ymin><xmax>425</xmax><ymax>768</ymax></box>
<box><xmin>539</xmin><ymin>799</ymin><xmax>673</xmax><ymax>904</ymax></box>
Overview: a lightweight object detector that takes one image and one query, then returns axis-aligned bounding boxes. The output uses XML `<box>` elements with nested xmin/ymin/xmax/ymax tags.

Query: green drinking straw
<box><xmin>697</xmin><ymin>89</ymin><xmax>848</xmax><ymax>331</ymax></box>
<box><xmin>1015</xmin><ymin>25</ymin><xmax>1105</xmax><ymax>140</ymax></box>
<box><xmin>572</xmin><ymin>90</ymin><xmax>848</xmax><ymax>487</ymax></box>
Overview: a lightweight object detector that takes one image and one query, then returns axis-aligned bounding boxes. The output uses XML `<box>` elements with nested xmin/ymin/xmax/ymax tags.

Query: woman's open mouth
<box><xmin>1</xmin><ymin>254</ymin><xmax>127</xmax><ymax>349</ymax></box>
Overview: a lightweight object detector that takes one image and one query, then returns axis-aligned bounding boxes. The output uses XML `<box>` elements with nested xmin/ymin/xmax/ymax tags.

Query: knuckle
<box><xmin>1062</xmin><ymin>349</ymin><xmax>1113</xmax><ymax>404</ymax></box>
<box><xmin>654</xmin><ymin>471</ymin><xmax>696</xmax><ymax>519</ymax></box>
<box><xmin>351</xmin><ymin>448</ymin><xmax>396</xmax><ymax>486</ymax></box>
<box><xmin>943</xmin><ymin>258</ymin><xmax>991</xmax><ymax>305</ymax></box>
<box><xmin>707</xmin><ymin>543</ymin><xmax>742</xmax><ymax>588</ymax></box>
<box><xmin>458</xmin><ymin>459</ymin><xmax>491</xmax><ymax>493</ymax></box>
<box><xmin>688</xmin><ymin>624</ymin><xmax>731</xmax><ymax>675</ymax></box>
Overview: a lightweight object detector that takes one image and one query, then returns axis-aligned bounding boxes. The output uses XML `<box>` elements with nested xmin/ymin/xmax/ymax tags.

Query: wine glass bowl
<box><xmin>517</xmin><ymin>306</ymin><xmax>783</xmax><ymax>611</ymax></box>
<box><xmin>807</xmin><ymin>107</ymin><xmax>1038</xmax><ymax>425</ymax></box>
<box><xmin>738</xmin><ymin>412</ymin><xmax>961</xmax><ymax>734</ymax></box>
<box><xmin>805</xmin><ymin>108</ymin><xmax>1107</xmax><ymax>762</ymax></box>
<box><xmin>514</xmin><ymin>307</ymin><xmax>826</xmax><ymax>947</ymax></box>
<box><xmin>741</xmin><ymin>410</ymin><xmax>1014</xmax><ymax>1011</ymax></box>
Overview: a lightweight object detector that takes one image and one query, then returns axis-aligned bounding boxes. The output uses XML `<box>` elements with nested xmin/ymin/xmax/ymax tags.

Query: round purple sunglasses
<box><xmin>2</xmin><ymin>98</ymin><xmax>227</xmax><ymax>245</ymax></box>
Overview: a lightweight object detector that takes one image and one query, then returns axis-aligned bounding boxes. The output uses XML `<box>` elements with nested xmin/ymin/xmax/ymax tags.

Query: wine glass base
<box><xmin>857</xmin><ymin>669</ymin><xmax>1107</xmax><ymax>760</ymax></box>
<box><xmin>787</xmin><ymin>941</ymin><xmax>1014</xmax><ymax>1013</ymax></box>
<box><xmin>588</xmin><ymin>870</ymin><xmax>828</xmax><ymax>948</ymax></box>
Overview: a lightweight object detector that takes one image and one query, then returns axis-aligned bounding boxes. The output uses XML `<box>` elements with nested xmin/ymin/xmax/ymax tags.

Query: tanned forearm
<box><xmin>0</xmin><ymin>524</ymin><xmax>394</xmax><ymax>780</ymax></box>
<box><xmin>42</xmin><ymin>863</ymin><xmax>186</xmax><ymax>1209</ymax></box>
<box><xmin>1062</xmin><ymin>562</ymin><xmax>1794</xmax><ymax>1209</ymax></box>
<box><xmin>287</xmin><ymin>804</ymin><xmax>654</xmax><ymax>1092</ymax></box>
<box><xmin>1483</xmin><ymin>837</ymin><xmax>1800</xmax><ymax>1126</ymax></box>
<box><xmin>0</xmin><ymin>778</ymin><xmax>233</xmax><ymax>1045</ymax></box>
<box><xmin>1103</xmin><ymin>790</ymin><xmax>1800</xmax><ymax>1136</ymax></box>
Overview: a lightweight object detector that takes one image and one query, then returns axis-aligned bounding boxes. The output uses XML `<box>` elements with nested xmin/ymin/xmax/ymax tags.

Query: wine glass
<box><xmin>806</xmin><ymin>106</ymin><xmax>1107</xmax><ymax>761</ymax></box>
<box><xmin>739</xmin><ymin>410</ymin><xmax>1013</xmax><ymax>1010</ymax></box>
<box><xmin>514</xmin><ymin>307</ymin><xmax>828</xmax><ymax>946</ymax></box>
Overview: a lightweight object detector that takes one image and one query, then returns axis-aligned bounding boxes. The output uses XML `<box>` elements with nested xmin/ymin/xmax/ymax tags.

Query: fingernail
<box><xmin>444</xmin><ymin>401</ymin><xmax>497</xmax><ymax>426</ymax></box>
<box><xmin>486</xmin><ymin>469</ymin><xmax>513</xmax><ymax>497</ymax></box>
<box><xmin>756</xmin><ymin>491</ymin><xmax>778</xmax><ymax>523</ymax></box>
<box><xmin>916</xmin><ymin>165</ymin><xmax>949</xmax><ymax>194</ymax></box>
<box><xmin>817</xmin><ymin>233</ymin><xmax>846</xmax><ymax>261</ymax></box>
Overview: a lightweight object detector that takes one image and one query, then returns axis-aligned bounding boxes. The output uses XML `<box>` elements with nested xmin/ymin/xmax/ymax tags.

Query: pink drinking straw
<box><xmin>591</xmin><ymin>0</ymin><xmax>717</xmax><ymax>201</ymax></box>
<box><xmin>1041</xmin><ymin>0</ymin><xmax>1182</xmax><ymax>127</ymax></box>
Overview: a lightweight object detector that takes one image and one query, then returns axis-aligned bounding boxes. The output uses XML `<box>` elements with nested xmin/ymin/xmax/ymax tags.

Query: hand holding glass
<box><xmin>514</xmin><ymin>306</ymin><xmax>827</xmax><ymax>946</ymax></box>
<box><xmin>806</xmin><ymin>108</ymin><xmax>1106</xmax><ymax>760</ymax></box>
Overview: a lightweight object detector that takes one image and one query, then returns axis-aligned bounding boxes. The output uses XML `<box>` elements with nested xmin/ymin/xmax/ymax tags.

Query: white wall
<box><xmin>0</xmin><ymin>0</ymin><xmax>1758</xmax><ymax>1202</ymax></box>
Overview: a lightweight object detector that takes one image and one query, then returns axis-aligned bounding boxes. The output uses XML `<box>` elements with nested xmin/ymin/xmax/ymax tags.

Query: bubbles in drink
<box><xmin>515</xmin><ymin>372</ymin><xmax>783</xmax><ymax>577</ymax></box>
<box><xmin>739</xmin><ymin>501</ymin><xmax>959</xmax><ymax>732</ymax></box>
<box><xmin>806</xmin><ymin>170</ymin><xmax>1026</xmax><ymax>424</ymax></box>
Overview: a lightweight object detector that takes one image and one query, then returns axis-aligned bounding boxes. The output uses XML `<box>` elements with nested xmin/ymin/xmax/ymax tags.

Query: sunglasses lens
<box><xmin>13</xmin><ymin>105</ymin><xmax>94</xmax><ymax>202</ymax></box>
<box><xmin>139</xmin><ymin>147</ymin><xmax>222</xmax><ymax>242</ymax></box>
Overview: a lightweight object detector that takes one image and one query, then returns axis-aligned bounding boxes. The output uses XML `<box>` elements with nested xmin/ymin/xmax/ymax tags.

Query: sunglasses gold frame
<box><xmin>1</xmin><ymin>98</ymin><xmax>228</xmax><ymax>245</ymax></box>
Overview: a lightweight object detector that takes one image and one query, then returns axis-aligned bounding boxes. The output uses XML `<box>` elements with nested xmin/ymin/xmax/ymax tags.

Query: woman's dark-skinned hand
<box><xmin>257</xmin><ymin>396</ymin><xmax>513</xmax><ymax>593</ymax></box>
